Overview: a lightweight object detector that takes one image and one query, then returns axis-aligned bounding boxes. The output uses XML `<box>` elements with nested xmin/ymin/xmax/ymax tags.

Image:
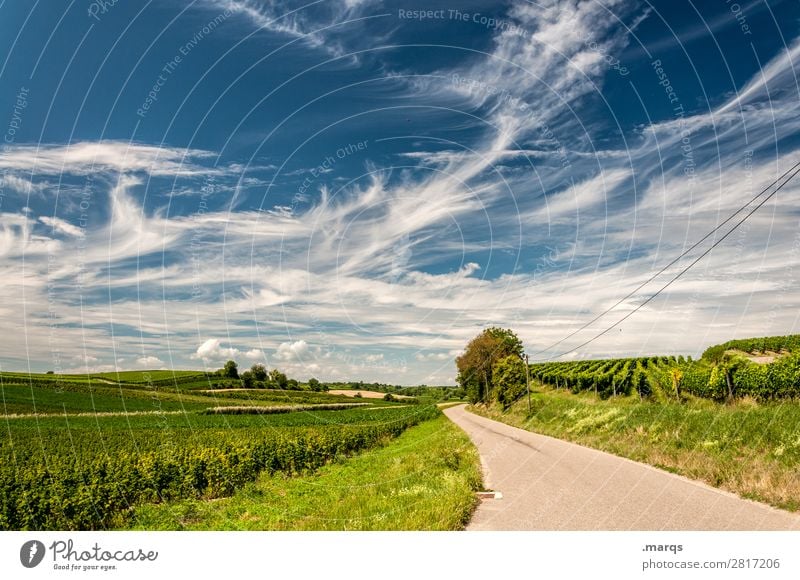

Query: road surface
<box><xmin>443</xmin><ymin>404</ymin><xmax>800</xmax><ymax>530</ymax></box>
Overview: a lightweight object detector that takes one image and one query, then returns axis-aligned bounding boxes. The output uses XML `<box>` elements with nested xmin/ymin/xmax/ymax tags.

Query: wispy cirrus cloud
<box><xmin>0</xmin><ymin>141</ymin><xmax>219</xmax><ymax>177</ymax></box>
<box><xmin>38</xmin><ymin>215</ymin><xmax>84</xmax><ymax>237</ymax></box>
<box><xmin>206</xmin><ymin>0</ymin><xmax>378</xmax><ymax>57</ymax></box>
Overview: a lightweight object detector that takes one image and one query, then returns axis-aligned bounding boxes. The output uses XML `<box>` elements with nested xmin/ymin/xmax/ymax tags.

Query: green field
<box><xmin>89</xmin><ymin>370</ymin><xmax>207</xmax><ymax>383</ymax></box>
<box><xmin>0</xmin><ymin>372</ymin><xmax>388</xmax><ymax>417</ymax></box>
<box><xmin>0</xmin><ymin>368</ymin><xmax>451</xmax><ymax>530</ymax></box>
<box><xmin>1</xmin><ymin>404</ymin><xmax>440</xmax><ymax>529</ymax></box>
<box><xmin>129</xmin><ymin>414</ymin><xmax>481</xmax><ymax>530</ymax></box>
<box><xmin>0</xmin><ymin>382</ymin><xmax>192</xmax><ymax>415</ymax></box>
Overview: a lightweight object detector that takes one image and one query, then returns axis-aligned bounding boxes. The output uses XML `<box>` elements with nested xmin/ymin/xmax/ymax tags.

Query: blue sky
<box><xmin>1</xmin><ymin>0</ymin><xmax>799</xmax><ymax>383</ymax></box>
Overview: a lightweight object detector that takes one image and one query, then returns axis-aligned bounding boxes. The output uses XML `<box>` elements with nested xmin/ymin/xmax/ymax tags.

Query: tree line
<box><xmin>213</xmin><ymin>360</ymin><xmax>328</xmax><ymax>391</ymax></box>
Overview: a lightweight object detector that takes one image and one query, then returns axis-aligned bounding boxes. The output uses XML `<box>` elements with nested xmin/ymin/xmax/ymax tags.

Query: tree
<box><xmin>269</xmin><ymin>368</ymin><xmax>288</xmax><ymax>389</ymax></box>
<box><xmin>222</xmin><ymin>360</ymin><xmax>239</xmax><ymax>379</ymax></box>
<box><xmin>492</xmin><ymin>355</ymin><xmax>527</xmax><ymax>409</ymax></box>
<box><xmin>456</xmin><ymin>327</ymin><xmax>524</xmax><ymax>403</ymax></box>
<box><xmin>308</xmin><ymin>377</ymin><xmax>322</xmax><ymax>392</ymax></box>
<box><xmin>250</xmin><ymin>364</ymin><xmax>267</xmax><ymax>381</ymax></box>
<box><xmin>241</xmin><ymin>370</ymin><xmax>254</xmax><ymax>388</ymax></box>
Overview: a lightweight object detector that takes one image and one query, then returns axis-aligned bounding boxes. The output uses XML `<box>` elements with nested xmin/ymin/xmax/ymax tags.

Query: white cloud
<box><xmin>136</xmin><ymin>355</ymin><xmax>164</xmax><ymax>367</ymax></box>
<box><xmin>275</xmin><ymin>340</ymin><xmax>310</xmax><ymax>361</ymax></box>
<box><xmin>208</xmin><ymin>0</ymin><xmax>370</xmax><ymax>57</ymax></box>
<box><xmin>0</xmin><ymin>174</ymin><xmax>49</xmax><ymax>195</ymax></box>
<box><xmin>38</xmin><ymin>216</ymin><xmax>84</xmax><ymax>237</ymax></box>
<box><xmin>532</xmin><ymin>169</ymin><xmax>631</xmax><ymax>222</ymax></box>
<box><xmin>0</xmin><ymin>142</ymin><xmax>217</xmax><ymax>177</ymax></box>
<box><xmin>415</xmin><ymin>352</ymin><xmax>449</xmax><ymax>361</ymax></box>
<box><xmin>717</xmin><ymin>37</ymin><xmax>800</xmax><ymax>115</ymax></box>
<box><xmin>244</xmin><ymin>348</ymin><xmax>265</xmax><ymax>360</ymax></box>
<box><xmin>191</xmin><ymin>338</ymin><xmax>240</xmax><ymax>361</ymax></box>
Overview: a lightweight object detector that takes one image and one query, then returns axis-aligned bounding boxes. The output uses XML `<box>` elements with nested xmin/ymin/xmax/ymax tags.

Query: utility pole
<box><xmin>524</xmin><ymin>354</ymin><xmax>531</xmax><ymax>415</ymax></box>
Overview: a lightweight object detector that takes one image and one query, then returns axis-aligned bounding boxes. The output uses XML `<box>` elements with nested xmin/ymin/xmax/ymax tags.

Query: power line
<box><xmin>531</xmin><ymin>159</ymin><xmax>800</xmax><ymax>357</ymax></box>
<box><xmin>533</xmin><ymin>160</ymin><xmax>800</xmax><ymax>361</ymax></box>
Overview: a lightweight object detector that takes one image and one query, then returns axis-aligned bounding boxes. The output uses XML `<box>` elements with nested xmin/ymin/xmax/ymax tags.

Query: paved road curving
<box><xmin>443</xmin><ymin>404</ymin><xmax>800</xmax><ymax>531</ymax></box>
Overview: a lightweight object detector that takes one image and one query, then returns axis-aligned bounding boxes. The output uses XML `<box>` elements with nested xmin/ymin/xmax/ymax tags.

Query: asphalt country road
<box><xmin>443</xmin><ymin>404</ymin><xmax>800</xmax><ymax>530</ymax></box>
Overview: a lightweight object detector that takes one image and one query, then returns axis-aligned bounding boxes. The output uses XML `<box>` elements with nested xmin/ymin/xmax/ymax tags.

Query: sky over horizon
<box><xmin>1</xmin><ymin>0</ymin><xmax>799</xmax><ymax>384</ymax></box>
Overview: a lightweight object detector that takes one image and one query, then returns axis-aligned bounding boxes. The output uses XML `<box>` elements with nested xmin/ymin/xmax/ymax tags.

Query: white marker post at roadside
<box><xmin>524</xmin><ymin>353</ymin><xmax>531</xmax><ymax>414</ymax></box>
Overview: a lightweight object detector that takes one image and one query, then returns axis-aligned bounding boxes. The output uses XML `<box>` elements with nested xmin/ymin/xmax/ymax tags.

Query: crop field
<box><xmin>529</xmin><ymin>334</ymin><xmax>800</xmax><ymax>402</ymax></box>
<box><xmin>0</xmin><ymin>369</ymin><xmax>439</xmax><ymax>530</ymax></box>
<box><xmin>90</xmin><ymin>370</ymin><xmax>208</xmax><ymax>383</ymax></box>
<box><xmin>0</xmin><ymin>383</ymin><xmax>195</xmax><ymax>415</ymax></box>
<box><xmin>131</xmin><ymin>414</ymin><xmax>482</xmax><ymax>531</ymax></box>
<box><xmin>0</xmin><ymin>373</ymin><xmax>383</xmax><ymax>416</ymax></box>
<box><xmin>1</xmin><ymin>401</ymin><xmax>438</xmax><ymax>530</ymax></box>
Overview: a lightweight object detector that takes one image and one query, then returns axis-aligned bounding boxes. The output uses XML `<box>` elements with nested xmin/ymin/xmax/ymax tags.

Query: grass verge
<box><xmin>470</xmin><ymin>386</ymin><xmax>800</xmax><ymax>512</ymax></box>
<box><xmin>128</xmin><ymin>414</ymin><xmax>482</xmax><ymax>530</ymax></box>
